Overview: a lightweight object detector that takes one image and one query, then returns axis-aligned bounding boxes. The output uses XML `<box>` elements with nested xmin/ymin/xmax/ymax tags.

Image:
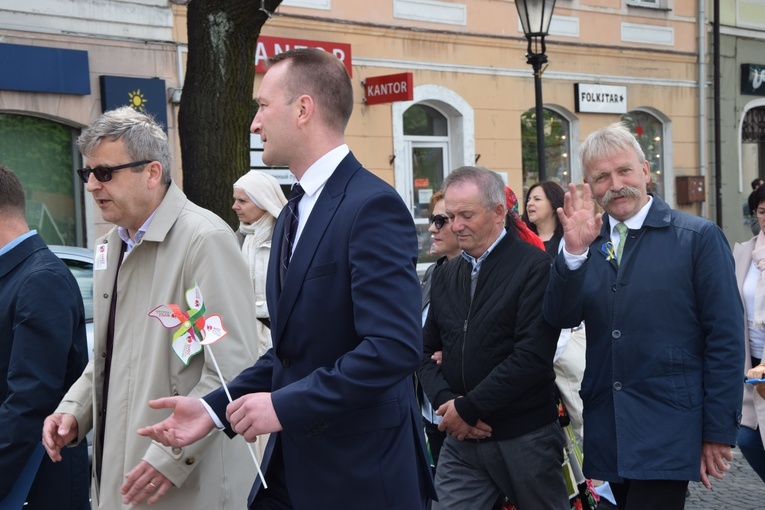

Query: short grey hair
<box><xmin>443</xmin><ymin>166</ymin><xmax>506</xmax><ymax>213</ymax></box>
<box><xmin>580</xmin><ymin>122</ymin><xmax>645</xmax><ymax>180</ymax></box>
<box><xmin>77</xmin><ymin>106</ymin><xmax>172</xmax><ymax>185</ymax></box>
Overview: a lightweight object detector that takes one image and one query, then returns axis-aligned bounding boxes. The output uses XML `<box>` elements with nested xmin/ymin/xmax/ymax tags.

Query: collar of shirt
<box><xmin>608</xmin><ymin>195</ymin><xmax>653</xmax><ymax>248</ymax></box>
<box><xmin>461</xmin><ymin>228</ymin><xmax>507</xmax><ymax>276</ymax></box>
<box><xmin>118</xmin><ymin>209</ymin><xmax>158</xmax><ymax>254</ymax></box>
<box><xmin>0</xmin><ymin>230</ymin><xmax>37</xmax><ymax>257</ymax></box>
<box><xmin>293</xmin><ymin>144</ymin><xmax>350</xmax><ymax>249</ymax></box>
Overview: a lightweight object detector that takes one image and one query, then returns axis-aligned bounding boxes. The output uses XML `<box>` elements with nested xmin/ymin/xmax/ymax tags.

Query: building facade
<box><xmin>252</xmin><ymin>0</ymin><xmax>703</xmax><ymax>267</ymax></box>
<box><xmin>1</xmin><ymin>0</ymin><xmax>703</xmax><ymax>262</ymax></box>
<box><xmin>712</xmin><ymin>0</ymin><xmax>765</xmax><ymax>244</ymax></box>
<box><xmin>0</xmin><ymin>0</ymin><xmax>182</xmax><ymax>246</ymax></box>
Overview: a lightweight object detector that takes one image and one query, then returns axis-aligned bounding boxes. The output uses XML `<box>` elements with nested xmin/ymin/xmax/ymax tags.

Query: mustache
<box><xmin>600</xmin><ymin>186</ymin><xmax>641</xmax><ymax>207</ymax></box>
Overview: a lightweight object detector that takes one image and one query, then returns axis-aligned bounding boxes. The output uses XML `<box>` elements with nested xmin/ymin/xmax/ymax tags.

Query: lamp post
<box><xmin>516</xmin><ymin>0</ymin><xmax>556</xmax><ymax>182</ymax></box>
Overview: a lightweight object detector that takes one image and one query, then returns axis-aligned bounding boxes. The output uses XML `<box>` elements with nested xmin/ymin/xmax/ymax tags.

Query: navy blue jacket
<box><xmin>544</xmin><ymin>195</ymin><xmax>744</xmax><ymax>482</ymax></box>
<box><xmin>0</xmin><ymin>234</ymin><xmax>89</xmax><ymax>508</ymax></box>
<box><xmin>206</xmin><ymin>153</ymin><xmax>435</xmax><ymax>509</ymax></box>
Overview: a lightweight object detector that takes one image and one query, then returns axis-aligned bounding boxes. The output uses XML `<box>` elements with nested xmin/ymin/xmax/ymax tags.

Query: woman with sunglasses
<box><xmin>418</xmin><ymin>190</ymin><xmax>460</xmax><ymax>479</ymax></box>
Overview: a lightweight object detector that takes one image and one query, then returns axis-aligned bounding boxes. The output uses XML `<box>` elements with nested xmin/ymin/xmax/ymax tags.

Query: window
<box><xmin>0</xmin><ymin>113</ymin><xmax>84</xmax><ymax>246</ymax></box>
<box><xmin>521</xmin><ymin>108</ymin><xmax>572</xmax><ymax>190</ymax></box>
<box><xmin>403</xmin><ymin>104</ymin><xmax>450</xmax><ymax>265</ymax></box>
<box><xmin>741</xmin><ymin>106</ymin><xmax>765</xmax><ymax>209</ymax></box>
<box><xmin>392</xmin><ymin>85</ymin><xmax>474</xmax><ymax>270</ymax></box>
<box><xmin>621</xmin><ymin>110</ymin><xmax>667</xmax><ymax>200</ymax></box>
<box><xmin>627</xmin><ymin>0</ymin><xmax>662</xmax><ymax>8</ymax></box>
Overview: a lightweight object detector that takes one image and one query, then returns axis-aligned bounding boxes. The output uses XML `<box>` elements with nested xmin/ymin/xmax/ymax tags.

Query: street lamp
<box><xmin>516</xmin><ymin>0</ymin><xmax>556</xmax><ymax>182</ymax></box>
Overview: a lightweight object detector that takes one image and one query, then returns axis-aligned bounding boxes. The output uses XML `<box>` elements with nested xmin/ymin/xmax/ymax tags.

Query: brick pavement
<box><xmin>684</xmin><ymin>450</ymin><xmax>765</xmax><ymax>509</ymax></box>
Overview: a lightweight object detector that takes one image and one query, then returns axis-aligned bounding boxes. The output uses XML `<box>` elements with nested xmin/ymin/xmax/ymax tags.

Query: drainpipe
<box><xmin>698</xmin><ymin>0</ymin><xmax>707</xmax><ymax>218</ymax></box>
<box><xmin>714</xmin><ymin>0</ymin><xmax>723</xmax><ymax>227</ymax></box>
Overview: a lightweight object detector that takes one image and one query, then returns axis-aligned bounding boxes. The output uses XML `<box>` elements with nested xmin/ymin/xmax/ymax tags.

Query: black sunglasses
<box><xmin>76</xmin><ymin>160</ymin><xmax>152</xmax><ymax>183</ymax></box>
<box><xmin>429</xmin><ymin>214</ymin><xmax>449</xmax><ymax>230</ymax></box>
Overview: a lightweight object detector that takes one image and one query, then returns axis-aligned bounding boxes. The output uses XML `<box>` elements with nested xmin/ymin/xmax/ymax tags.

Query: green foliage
<box><xmin>0</xmin><ymin>114</ymin><xmax>77</xmax><ymax>244</ymax></box>
<box><xmin>0</xmin><ymin>114</ymin><xmax>74</xmax><ymax>194</ymax></box>
<box><xmin>520</xmin><ymin>109</ymin><xmax>570</xmax><ymax>188</ymax></box>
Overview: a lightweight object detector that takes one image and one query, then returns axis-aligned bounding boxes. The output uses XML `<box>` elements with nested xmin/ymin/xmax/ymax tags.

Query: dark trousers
<box><xmin>610</xmin><ymin>479</ymin><xmax>689</xmax><ymax>510</ymax></box>
<box><xmin>250</xmin><ymin>437</ymin><xmax>293</xmax><ymax>510</ymax></box>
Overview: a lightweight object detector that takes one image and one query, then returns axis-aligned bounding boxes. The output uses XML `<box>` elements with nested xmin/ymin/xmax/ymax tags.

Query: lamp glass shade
<box><xmin>516</xmin><ymin>0</ymin><xmax>557</xmax><ymax>37</ymax></box>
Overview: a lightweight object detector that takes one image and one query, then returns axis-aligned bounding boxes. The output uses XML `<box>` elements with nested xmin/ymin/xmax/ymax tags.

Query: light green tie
<box><xmin>615</xmin><ymin>222</ymin><xmax>628</xmax><ymax>265</ymax></box>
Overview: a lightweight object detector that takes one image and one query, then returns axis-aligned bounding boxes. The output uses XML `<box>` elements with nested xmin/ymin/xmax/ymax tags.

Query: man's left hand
<box><xmin>436</xmin><ymin>399</ymin><xmax>492</xmax><ymax>441</ymax></box>
<box><xmin>226</xmin><ymin>392</ymin><xmax>283</xmax><ymax>442</ymax></box>
<box><xmin>700</xmin><ymin>441</ymin><xmax>732</xmax><ymax>489</ymax></box>
<box><xmin>121</xmin><ymin>460</ymin><xmax>174</xmax><ymax>506</ymax></box>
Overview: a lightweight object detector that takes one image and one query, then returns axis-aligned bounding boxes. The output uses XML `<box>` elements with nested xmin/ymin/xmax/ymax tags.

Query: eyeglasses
<box><xmin>76</xmin><ymin>160</ymin><xmax>152</xmax><ymax>183</ymax></box>
<box><xmin>429</xmin><ymin>214</ymin><xmax>449</xmax><ymax>229</ymax></box>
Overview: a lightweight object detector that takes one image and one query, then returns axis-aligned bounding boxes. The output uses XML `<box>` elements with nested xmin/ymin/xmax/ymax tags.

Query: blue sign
<box><xmin>0</xmin><ymin>43</ymin><xmax>90</xmax><ymax>95</ymax></box>
<box><xmin>100</xmin><ymin>76</ymin><xmax>168</xmax><ymax>131</ymax></box>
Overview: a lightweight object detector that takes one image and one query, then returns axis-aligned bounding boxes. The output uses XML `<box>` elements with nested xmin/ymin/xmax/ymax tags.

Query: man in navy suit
<box><xmin>0</xmin><ymin>165</ymin><xmax>89</xmax><ymax>509</ymax></box>
<box><xmin>139</xmin><ymin>48</ymin><xmax>434</xmax><ymax>509</ymax></box>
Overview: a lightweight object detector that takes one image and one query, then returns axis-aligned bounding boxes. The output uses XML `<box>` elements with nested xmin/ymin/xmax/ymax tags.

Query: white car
<box><xmin>50</xmin><ymin>245</ymin><xmax>94</xmax><ymax>463</ymax></box>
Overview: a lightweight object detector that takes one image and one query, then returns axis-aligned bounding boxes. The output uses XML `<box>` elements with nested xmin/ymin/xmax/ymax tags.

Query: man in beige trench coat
<box><xmin>42</xmin><ymin>107</ymin><xmax>262</xmax><ymax>509</ymax></box>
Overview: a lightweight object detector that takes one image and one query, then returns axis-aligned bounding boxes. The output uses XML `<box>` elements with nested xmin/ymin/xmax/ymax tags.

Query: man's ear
<box><xmin>146</xmin><ymin>161</ymin><xmax>164</xmax><ymax>189</ymax></box>
<box><xmin>642</xmin><ymin>160</ymin><xmax>651</xmax><ymax>184</ymax></box>
<box><xmin>296</xmin><ymin>94</ymin><xmax>315</xmax><ymax>126</ymax></box>
<box><xmin>495</xmin><ymin>203</ymin><xmax>506</xmax><ymax>222</ymax></box>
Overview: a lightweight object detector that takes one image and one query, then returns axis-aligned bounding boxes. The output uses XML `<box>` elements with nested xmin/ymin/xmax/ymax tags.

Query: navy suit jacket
<box><xmin>0</xmin><ymin>234</ymin><xmax>89</xmax><ymax>508</ymax></box>
<box><xmin>206</xmin><ymin>153</ymin><xmax>434</xmax><ymax>509</ymax></box>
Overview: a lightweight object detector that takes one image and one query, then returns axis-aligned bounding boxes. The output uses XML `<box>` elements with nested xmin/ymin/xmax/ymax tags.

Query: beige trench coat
<box><xmin>56</xmin><ymin>184</ymin><xmax>264</xmax><ymax>509</ymax></box>
<box><xmin>734</xmin><ymin>237</ymin><xmax>765</xmax><ymax>446</ymax></box>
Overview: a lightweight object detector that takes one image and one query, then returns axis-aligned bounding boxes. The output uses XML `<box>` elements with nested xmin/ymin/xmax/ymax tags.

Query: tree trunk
<box><xmin>179</xmin><ymin>0</ymin><xmax>282</xmax><ymax>227</ymax></box>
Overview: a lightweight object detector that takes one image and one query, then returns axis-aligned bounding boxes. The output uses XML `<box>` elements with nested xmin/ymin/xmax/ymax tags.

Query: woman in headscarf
<box><xmin>232</xmin><ymin>170</ymin><xmax>287</xmax><ymax>359</ymax></box>
<box><xmin>504</xmin><ymin>186</ymin><xmax>545</xmax><ymax>251</ymax></box>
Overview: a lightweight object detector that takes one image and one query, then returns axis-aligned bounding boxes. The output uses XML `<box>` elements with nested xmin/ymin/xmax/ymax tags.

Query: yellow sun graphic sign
<box><xmin>128</xmin><ymin>89</ymin><xmax>148</xmax><ymax>111</ymax></box>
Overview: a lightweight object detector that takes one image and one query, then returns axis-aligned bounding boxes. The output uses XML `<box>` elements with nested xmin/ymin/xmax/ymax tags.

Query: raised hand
<box><xmin>137</xmin><ymin>396</ymin><xmax>215</xmax><ymax>447</ymax></box>
<box><xmin>557</xmin><ymin>182</ymin><xmax>603</xmax><ymax>255</ymax></box>
<box><xmin>42</xmin><ymin>413</ymin><xmax>79</xmax><ymax>462</ymax></box>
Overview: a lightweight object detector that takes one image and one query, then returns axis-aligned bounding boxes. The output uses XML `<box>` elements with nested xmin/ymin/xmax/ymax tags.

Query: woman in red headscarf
<box><xmin>504</xmin><ymin>186</ymin><xmax>545</xmax><ymax>251</ymax></box>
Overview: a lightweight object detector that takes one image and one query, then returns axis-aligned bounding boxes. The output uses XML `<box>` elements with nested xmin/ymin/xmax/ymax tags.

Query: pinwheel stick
<box><xmin>205</xmin><ymin>344</ymin><xmax>268</xmax><ymax>489</ymax></box>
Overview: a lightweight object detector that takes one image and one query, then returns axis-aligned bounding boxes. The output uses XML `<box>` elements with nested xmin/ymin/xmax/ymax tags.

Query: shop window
<box><xmin>403</xmin><ymin>104</ymin><xmax>450</xmax><ymax>265</ymax></box>
<box><xmin>741</xmin><ymin>106</ymin><xmax>765</xmax><ymax>211</ymax></box>
<box><xmin>621</xmin><ymin>110</ymin><xmax>666</xmax><ymax>200</ymax></box>
<box><xmin>0</xmin><ymin>114</ymin><xmax>83</xmax><ymax>246</ymax></box>
<box><xmin>392</xmin><ymin>85</ymin><xmax>474</xmax><ymax>271</ymax></box>
<box><xmin>520</xmin><ymin>108</ymin><xmax>572</xmax><ymax>189</ymax></box>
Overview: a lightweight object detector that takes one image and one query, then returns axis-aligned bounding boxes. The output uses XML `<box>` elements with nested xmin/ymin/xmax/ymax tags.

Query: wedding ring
<box><xmin>149</xmin><ymin>482</ymin><xmax>157</xmax><ymax>489</ymax></box>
